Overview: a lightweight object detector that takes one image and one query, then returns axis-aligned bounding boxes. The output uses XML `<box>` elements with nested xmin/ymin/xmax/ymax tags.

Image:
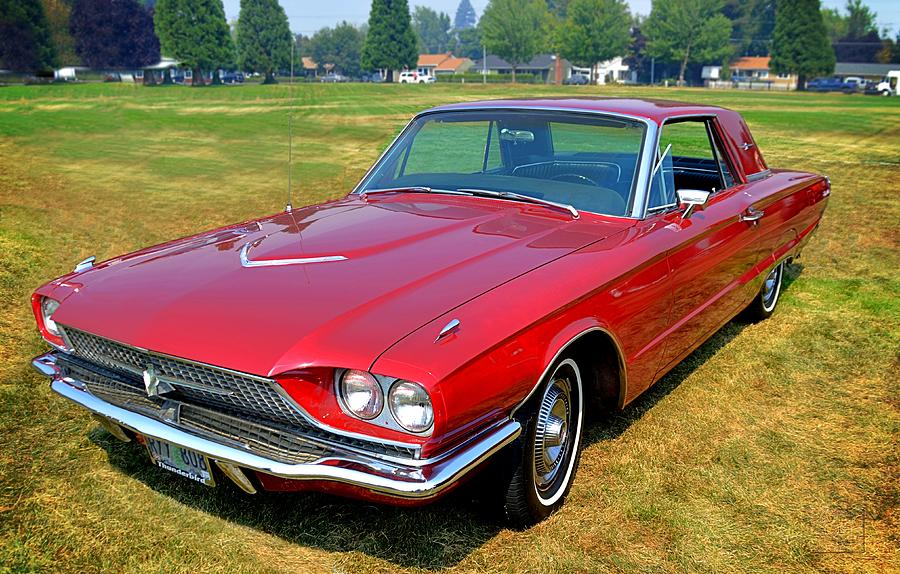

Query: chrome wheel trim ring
<box><xmin>533</xmin><ymin>379</ymin><xmax>571</xmax><ymax>488</ymax></box>
<box><xmin>762</xmin><ymin>262</ymin><xmax>783</xmax><ymax>312</ymax></box>
<box><xmin>531</xmin><ymin>358</ymin><xmax>583</xmax><ymax>506</ymax></box>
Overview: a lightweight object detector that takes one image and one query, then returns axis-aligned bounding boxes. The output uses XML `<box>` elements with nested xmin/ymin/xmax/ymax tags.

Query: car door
<box><xmin>645</xmin><ymin>117</ymin><xmax>764</xmax><ymax>375</ymax></box>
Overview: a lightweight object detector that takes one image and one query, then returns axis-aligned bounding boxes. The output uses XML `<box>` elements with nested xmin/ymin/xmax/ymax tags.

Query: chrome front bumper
<box><xmin>33</xmin><ymin>352</ymin><xmax>521</xmax><ymax>500</ymax></box>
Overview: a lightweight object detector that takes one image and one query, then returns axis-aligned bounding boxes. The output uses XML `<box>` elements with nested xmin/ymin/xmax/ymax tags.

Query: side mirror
<box><xmin>676</xmin><ymin>189</ymin><xmax>711</xmax><ymax>219</ymax></box>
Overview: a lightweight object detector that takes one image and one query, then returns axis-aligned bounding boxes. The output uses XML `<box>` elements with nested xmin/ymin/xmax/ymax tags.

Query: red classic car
<box><xmin>31</xmin><ymin>98</ymin><xmax>829</xmax><ymax>526</ymax></box>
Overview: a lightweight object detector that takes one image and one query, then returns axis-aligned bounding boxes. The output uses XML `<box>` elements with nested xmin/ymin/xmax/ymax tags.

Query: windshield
<box><xmin>356</xmin><ymin>110</ymin><xmax>647</xmax><ymax>217</ymax></box>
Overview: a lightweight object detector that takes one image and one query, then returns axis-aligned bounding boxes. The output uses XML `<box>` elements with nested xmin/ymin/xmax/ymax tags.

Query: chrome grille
<box><xmin>56</xmin><ymin>329</ymin><xmax>419</xmax><ymax>460</ymax></box>
<box><xmin>62</xmin><ymin>325</ymin><xmax>312</xmax><ymax>428</ymax></box>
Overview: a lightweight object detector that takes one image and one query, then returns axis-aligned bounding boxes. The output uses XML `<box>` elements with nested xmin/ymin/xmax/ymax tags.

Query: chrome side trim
<box><xmin>240</xmin><ymin>241</ymin><xmax>347</xmax><ymax>268</ymax></box>
<box><xmin>510</xmin><ymin>326</ymin><xmax>628</xmax><ymax>418</ymax></box>
<box><xmin>36</xmin><ymin>355</ymin><xmax>521</xmax><ymax>500</ymax></box>
<box><xmin>745</xmin><ymin>169</ymin><xmax>772</xmax><ymax>182</ymax></box>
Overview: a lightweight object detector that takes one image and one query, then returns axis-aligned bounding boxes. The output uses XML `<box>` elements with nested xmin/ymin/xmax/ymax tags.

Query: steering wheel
<box><xmin>550</xmin><ymin>173</ymin><xmax>601</xmax><ymax>187</ymax></box>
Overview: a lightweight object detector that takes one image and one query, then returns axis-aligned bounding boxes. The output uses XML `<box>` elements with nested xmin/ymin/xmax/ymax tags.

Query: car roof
<box><xmin>425</xmin><ymin>97</ymin><xmax>733</xmax><ymax>125</ymax></box>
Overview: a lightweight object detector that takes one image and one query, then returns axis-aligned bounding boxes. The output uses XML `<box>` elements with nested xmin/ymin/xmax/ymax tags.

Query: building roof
<box><xmin>834</xmin><ymin>62</ymin><xmax>897</xmax><ymax>76</ymax></box>
<box><xmin>302</xmin><ymin>57</ymin><xmax>317</xmax><ymax>71</ymax></box>
<box><xmin>474</xmin><ymin>54</ymin><xmax>563</xmax><ymax>71</ymax></box>
<box><xmin>436</xmin><ymin>56</ymin><xmax>472</xmax><ymax>72</ymax></box>
<box><xmin>418</xmin><ymin>53</ymin><xmax>453</xmax><ymax>68</ymax></box>
<box><xmin>731</xmin><ymin>56</ymin><xmax>770</xmax><ymax>71</ymax></box>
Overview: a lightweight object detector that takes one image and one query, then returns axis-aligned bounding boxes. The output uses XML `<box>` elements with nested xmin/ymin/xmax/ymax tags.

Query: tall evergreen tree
<box><xmin>0</xmin><ymin>0</ymin><xmax>58</xmax><ymax>73</ymax></box>
<box><xmin>558</xmin><ymin>0</ymin><xmax>631</xmax><ymax>83</ymax></box>
<box><xmin>70</xmin><ymin>0</ymin><xmax>160</xmax><ymax>69</ymax></box>
<box><xmin>454</xmin><ymin>0</ymin><xmax>477</xmax><ymax>30</ymax></box>
<box><xmin>361</xmin><ymin>0</ymin><xmax>417</xmax><ymax>81</ymax></box>
<box><xmin>481</xmin><ymin>0</ymin><xmax>549</xmax><ymax>82</ymax></box>
<box><xmin>236</xmin><ymin>0</ymin><xmax>292</xmax><ymax>83</ymax></box>
<box><xmin>644</xmin><ymin>0</ymin><xmax>733</xmax><ymax>85</ymax></box>
<box><xmin>770</xmin><ymin>0</ymin><xmax>834</xmax><ymax>89</ymax></box>
<box><xmin>154</xmin><ymin>0</ymin><xmax>234</xmax><ymax>85</ymax></box>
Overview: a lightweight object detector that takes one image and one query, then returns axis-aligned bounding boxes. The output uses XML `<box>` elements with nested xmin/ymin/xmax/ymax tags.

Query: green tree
<box><xmin>722</xmin><ymin>0</ymin><xmax>775</xmax><ymax>57</ymax></box>
<box><xmin>558</xmin><ymin>0</ymin><xmax>631</xmax><ymax>82</ymax></box>
<box><xmin>480</xmin><ymin>0</ymin><xmax>550</xmax><ymax>82</ymax></box>
<box><xmin>70</xmin><ymin>0</ymin><xmax>160</xmax><ymax>69</ymax></box>
<box><xmin>821</xmin><ymin>7</ymin><xmax>848</xmax><ymax>43</ymax></box>
<box><xmin>361</xmin><ymin>0</ymin><xmax>418</xmax><ymax>81</ymax></box>
<box><xmin>0</xmin><ymin>0</ymin><xmax>58</xmax><ymax>74</ymax></box>
<box><xmin>236</xmin><ymin>0</ymin><xmax>292</xmax><ymax>83</ymax></box>
<box><xmin>154</xmin><ymin>0</ymin><xmax>234</xmax><ymax>85</ymax></box>
<box><xmin>41</xmin><ymin>0</ymin><xmax>78</xmax><ymax>65</ymax></box>
<box><xmin>413</xmin><ymin>6</ymin><xmax>452</xmax><ymax>54</ymax></box>
<box><xmin>449</xmin><ymin>26</ymin><xmax>482</xmax><ymax>60</ymax></box>
<box><xmin>644</xmin><ymin>0</ymin><xmax>733</xmax><ymax>85</ymax></box>
<box><xmin>309</xmin><ymin>22</ymin><xmax>366</xmax><ymax>77</ymax></box>
<box><xmin>844</xmin><ymin>0</ymin><xmax>877</xmax><ymax>38</ymax></box>
<box><xmin>770</xmin><ymin>0</ymin><xmax>834</xmax><ymax>90</ymax></box>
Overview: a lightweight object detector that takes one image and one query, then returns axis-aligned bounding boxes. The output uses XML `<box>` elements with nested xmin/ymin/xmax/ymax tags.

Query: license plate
<box><xmin>144</xmin><ymin>436</ymin><xmax>215</xmax><ymax>487</ymax></box>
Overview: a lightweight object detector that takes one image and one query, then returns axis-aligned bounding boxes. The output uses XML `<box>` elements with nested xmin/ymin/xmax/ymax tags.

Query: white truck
<box><xmin>868</xmin><ymin>70</ymin><xmax>899</xmax><ymax>96</ymax></box>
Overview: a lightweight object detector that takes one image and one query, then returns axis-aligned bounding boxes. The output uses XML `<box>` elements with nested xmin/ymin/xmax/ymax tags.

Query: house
<box><xmin>730</xmin><ymin>56</ymin><xmax>796</xmax><ymax>90</ymax></box>
<box><xmin>473</xmin><ymin>54</ymin><xmax>571</xmax><ymax>83</ymax></box>
<box><xmin>416</xmin><ymin>53</ymin><xmax>474</xmax><ymax>76</ymax></box>
<box><xmin>301</xmin><ymin>57</ymin><xmax>319</xmax><ymax>78</ymax></box>
<box><xmin>570</xmin><ymin>57</ymin><xmax>634</xmax><ymax>85</ymax></box>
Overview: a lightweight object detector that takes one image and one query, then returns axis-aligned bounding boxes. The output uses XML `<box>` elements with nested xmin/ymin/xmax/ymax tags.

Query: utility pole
<box><xmin>650</xmin><ymin>57</ymin><xmax>655</xmax><ymax>85</ymax></box>
<box><xmin>483</xmin><ymin>45</ymin><xmax>487</xmax><ymax>85</ymax></box>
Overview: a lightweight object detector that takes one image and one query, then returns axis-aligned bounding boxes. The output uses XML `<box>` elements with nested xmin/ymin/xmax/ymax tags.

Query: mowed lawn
<box><xmin>0</xmin><ymin>83</ymin><xmax>897</xmax><ymax>574</ymax></box>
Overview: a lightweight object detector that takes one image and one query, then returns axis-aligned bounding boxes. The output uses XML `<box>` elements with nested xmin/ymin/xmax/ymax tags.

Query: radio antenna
<box><xmin>286</xmin><ymin>40</ymin><xmax>295</xmax><ymax>213</ymax></box>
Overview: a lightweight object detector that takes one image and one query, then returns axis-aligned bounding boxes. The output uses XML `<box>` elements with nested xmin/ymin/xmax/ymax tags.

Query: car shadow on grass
<box><xmin>89</xmin><ymin>264</ymin><xmax>802</xmax><ymax>570</ymax></box>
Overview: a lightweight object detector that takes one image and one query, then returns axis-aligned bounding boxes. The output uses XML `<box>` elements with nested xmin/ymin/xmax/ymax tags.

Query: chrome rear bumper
<box><xmin>33</xmin><ymin>352</ymin><xmax>521</xmax><ymax>500</ymax></box>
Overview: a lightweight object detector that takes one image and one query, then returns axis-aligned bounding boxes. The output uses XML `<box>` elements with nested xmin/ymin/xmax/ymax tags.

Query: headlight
<box><xmin>339</xmin><ymin>370</ymin><xmax>383</xmax><ymax>420</ymax></box>
<box><xmin>389</xmin><ymin>381</ymin><xmax>433</xmax><ymax>433</ymax></box>
<box><xmin>41</xmin><ymin>298</ymin><xmax>61</xmax><ymax>336</ymax></box>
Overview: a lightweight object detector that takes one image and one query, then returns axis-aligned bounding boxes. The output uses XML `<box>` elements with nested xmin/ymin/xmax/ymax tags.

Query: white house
<box><xmin>571</xmin><ymin>57</ymin><xmax>633</xmax><ymax>85</ymax></box>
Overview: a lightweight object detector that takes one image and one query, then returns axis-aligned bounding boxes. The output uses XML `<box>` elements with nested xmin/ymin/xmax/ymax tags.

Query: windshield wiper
<box><xmin>360</xmin><ymin>186</ymin><xmax>475</xmax><ymax>199</ymax></box>
<box><xmin>360</xmin><ymin>186</ymin><xmax>433</xmax><ymax>198</ymax></box>
<box><xmin>456</xmin><ymin>188</ymin><xmax>579</xmax><ymax>219</ymax></box>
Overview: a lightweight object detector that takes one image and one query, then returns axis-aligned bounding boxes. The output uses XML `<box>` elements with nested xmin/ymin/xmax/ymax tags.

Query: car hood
<box><xmin>51</xmin><ymin>194</ymin><xmax>630</xmax><ymax>376</ymax></box>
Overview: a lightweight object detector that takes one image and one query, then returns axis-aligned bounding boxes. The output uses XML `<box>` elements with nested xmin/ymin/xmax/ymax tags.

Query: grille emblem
<box><xmin>143</xmin><ymin>365</ymin><xmax>174</xmax><ymax>397</ymax></box>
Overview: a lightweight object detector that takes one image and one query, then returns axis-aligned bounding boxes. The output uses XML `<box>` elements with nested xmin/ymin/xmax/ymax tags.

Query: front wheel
<box><xmin>504</xmin><ymin>358</ymin><xmax>584</xmax><ymax>527</ymax></box>
<box><xmin>746</xmin><ymin>260</ymin><xmax>785</xmax><ymax>321</ymax></box>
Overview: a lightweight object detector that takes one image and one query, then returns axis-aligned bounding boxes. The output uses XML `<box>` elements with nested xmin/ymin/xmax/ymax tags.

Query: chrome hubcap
<box><xmin>534</xmin><ymin>377</ymin><xmax>572</xmax><ymax>489</ymax></box>
<box><xmin>762</xmin><ymin>263</ymin><xmax>782</xmax><ymax>311</ymax></box>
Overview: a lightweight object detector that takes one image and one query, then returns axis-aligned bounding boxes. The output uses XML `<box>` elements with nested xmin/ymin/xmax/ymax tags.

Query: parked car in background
<box><xmin>320</xmin><ymin>73</ymin><xmax>348</xmax><ymax>83</ymax></box>
<box><xmin>865</xmin><ymin>70</ymin><xmax>899</xmax><ymax>96</ymax></box>
<box><xmin>563</xmin><ymin>74</ymin><xmax>590</xmax><ymax>86</ymax></box>
<box><xmin>220</xmin><ymin>71</ymin><xmax>245</xmax><ymax>85</ymax></box>
<box><xmin>806</xmin><ymin>76</ymin><xmax>857</xmax><ymax>93</ymax></box>
<box><xmin>31</xmin><ymin>98</ymin><xmax>828</xmax><ymax>526</ymax></box>
<box><xmin>399</xmin><ymin>71</ymin><xmax>435</xmax><ymax>84</ymax></box>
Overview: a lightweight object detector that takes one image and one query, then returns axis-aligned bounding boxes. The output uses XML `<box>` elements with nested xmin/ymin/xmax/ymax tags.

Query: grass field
<box><xmin>0</xmin><ymin>83</ymin><xmax>897</xmax><ymax>574</ymax></box>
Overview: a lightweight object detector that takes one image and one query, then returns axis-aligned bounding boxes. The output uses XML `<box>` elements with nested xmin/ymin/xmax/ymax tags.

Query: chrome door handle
<box><xmin>740</xmin><ymin>207</ymin><xmax>765</xmax><ymax>223</ymax></box>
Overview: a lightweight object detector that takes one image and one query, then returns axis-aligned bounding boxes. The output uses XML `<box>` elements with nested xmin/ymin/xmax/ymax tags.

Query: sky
<box><xmin>220</xmin><ymin>0</ymin><xmax>899</xmax><ymax>37</ymax></box>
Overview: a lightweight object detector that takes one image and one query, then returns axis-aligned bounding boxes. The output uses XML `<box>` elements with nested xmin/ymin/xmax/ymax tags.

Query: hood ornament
<box><xmin>435</xmin><ymin>318</ymin><xmax>461</xmax><ymax>342</ymax></box>
<box><xmin>239</xmin><ymin>239</ymin><xmax>347</xmax><ymax>268</ymax></box>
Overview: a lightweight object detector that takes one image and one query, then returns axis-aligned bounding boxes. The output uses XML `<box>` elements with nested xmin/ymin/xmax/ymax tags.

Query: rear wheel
<box><xmin>746</xmin><ymin>260</ymin><xmax>785</xmax><ymax>321</ymax></box>
<box><xmin>504</xmin><ymin>358</ymin><xmax>583</xmax><ymax>527</ymax></box>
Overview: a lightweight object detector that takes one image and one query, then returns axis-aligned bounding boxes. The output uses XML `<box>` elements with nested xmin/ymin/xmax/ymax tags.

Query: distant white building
<box><xmin>571</xmin><ymin>57</ymin><xmax>634</xmax><ymax>85</ymax></box>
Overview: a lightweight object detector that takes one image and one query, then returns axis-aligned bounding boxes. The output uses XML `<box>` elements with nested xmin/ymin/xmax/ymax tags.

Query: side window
<box><xmin>648</xmin><ymin>119</ymin><xmax>734</xmax><ymax>211</ymax></box>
